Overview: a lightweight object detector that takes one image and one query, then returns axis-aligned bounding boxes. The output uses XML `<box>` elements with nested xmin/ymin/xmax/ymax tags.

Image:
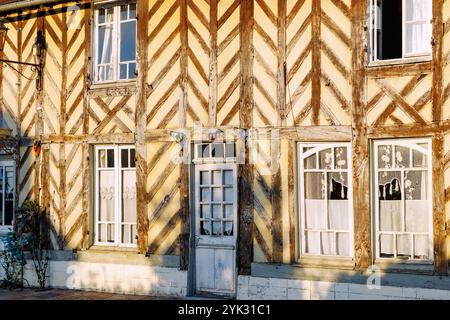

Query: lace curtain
<box><xmin>404</xmin><ymin>0</ymin><xmax>432</xmax><ymax>55</ymax></box>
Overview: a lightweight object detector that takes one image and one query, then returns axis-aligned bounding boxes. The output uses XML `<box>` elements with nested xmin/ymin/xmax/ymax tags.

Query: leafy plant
<box><xmin>0</xmin><ymin>231</ymin><xmax>26</xmax><ymax>289</ymax></box>
<box><xmin>14</xmin><ymin>201</ymin><xmax>51</xmax><ymax>289</ymax></box>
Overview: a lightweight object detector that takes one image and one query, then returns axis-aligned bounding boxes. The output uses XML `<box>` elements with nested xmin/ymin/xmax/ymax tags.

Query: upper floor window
<box><xmin>368</xmin><ymin>0</ymin><xmax>432</xmax><ymax>62</ymax></box>
<box><xmin>93</xmin><ymin>2</ymin><xmax>136</xmax><ymax>83</ymax></box>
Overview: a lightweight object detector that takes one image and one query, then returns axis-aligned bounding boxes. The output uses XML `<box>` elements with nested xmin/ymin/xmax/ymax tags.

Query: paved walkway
<box><xmin>0</xmin><ymin>288</ymin><xmax>180</xmax><ymax>300</ymax></box>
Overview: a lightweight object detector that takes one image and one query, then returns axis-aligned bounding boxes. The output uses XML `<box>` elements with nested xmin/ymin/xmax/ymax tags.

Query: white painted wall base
<box><xmin>237</xmin><ymin>276</ymin><xmax>450</xmax><ymax>300</ymax></box>
<box><xmin>20</xmin><ymin>261</ymin><xmax>187</xmax><ymax>297</ymax></box>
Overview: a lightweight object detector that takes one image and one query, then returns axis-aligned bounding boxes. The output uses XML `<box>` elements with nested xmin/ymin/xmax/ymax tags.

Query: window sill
<box><xmin>296</xmin><ymin>255</ymin><xmax>355</xmax><ymax>270</ymax></box>
<box><xmin>366</xmin><ymin>56</ymin><xmax>432</xmax><ymax>77</ymax></box>
<box><xmin>75</xmin><ymin>247</ymin><xmax>179</xmax><ymax>267</ymax></box>
<box><xmin>368</xmin><ymin>55</ymin><xmax>431</xmax><ymax>68</ymax></box>
<box><xmin>375</xmin><ymin>259</ymin><xmax>435</xmax><ymax>275</ymax></box>
<box><xmin>87</xmin><ymin>80</ymin><xmax>137</xmax><ymax>97</ymax></box>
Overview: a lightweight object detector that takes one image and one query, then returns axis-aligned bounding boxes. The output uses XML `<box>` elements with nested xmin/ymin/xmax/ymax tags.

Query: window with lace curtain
<box><xmin>93</xmin><ymin>2</ymin><xmax>136</xmax><ymax>83</ymax></box>
<box><xmin>368</xmin><ymin>0</ymin><xmax>432</xmax><ymax>62</ymax></box>
<box><xmin>374</xmin><ymin>139</ymin><xmax>432</xmax><ymax>261</ymax></box>
<box><xmin>0</xmin><ymin>161</ymin><xmax>15</xmax><ymax>230</ymax></box>
<box><xmin>94</xmin><ymin>145</ymin><xmax>136</xmax><ymax>247</ymax></box>
<box><xmin>298</xmin><ymin>143</ymin><xmax>353</xmax><ymax>258</ymax></box>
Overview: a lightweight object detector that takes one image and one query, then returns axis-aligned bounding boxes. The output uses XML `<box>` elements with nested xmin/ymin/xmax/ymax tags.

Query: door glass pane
<box><xmin>212</xmin><ymin>204</ymin><xmax>221</xmax><ymax>219</ymax></box>
<box><xmin>212</xmin><ymin>221</ymin><xmax>221</xmax><ymax>236</ymax></box>
<box><xmin>201</xmin><ymin>188</ymin><xmax>210</xmax><ymax>202</ymax></box>
<box><xmin>394</xmin><ymin>145</ymin><xmax>410</xmax><ymax>168</ymax></box>
<box><xmin>107</xmin><ymin>149</ymin><xmax>115</xmax><ymax>167</ymax></box>
<box><xmin>224</xmin><ymin>205</ymin><xmax>233</xmax><ymax>219</ymax></box>
<box><xmin>328</xmin><ymin>173</ymin><xmax>349</xmax><ymax>230</ymax></box>
<box><xmin>121</xmin><ymin>171</ymin><xmax>136</xmax><ymax>224</ymax></box>
<box><xmin>305</xmin><ymin>231</ymin><xmax>320</xmax><ymax>255</ymax></box>
<box><xmin>334</xmin><ymin>147</ymin><xmax>348</xmax><ymax>169</ymax></box>
<box><xmin>304</xmin><ymin>172</ymin><xmax>326</xmax><ymax>229</ymax></box>
<box><xmin>405</xmin><ymin>170</ymin><xmax>428</xmax><ymax>232</ymax></box>
<box><xmin>378</xmin><ymin>145</ymin><xmax>392</xmax><ymax>169</ymax></box>
<box><xmin>201</xmin><ymin>221</ymin><xmax>211</xmax><ymax>235</ymax></box>
<box><xmin>224</xmin><ymin>222</ymin><xmax>233</xmax><ymax>236</ymax></box>
<box><xmin>378</xmin><ymin>171</ymin><xmax>402</xmax><ymax>232</ymax></box>
<box><xmin>319</xmin><ymin>149</ymin><xmax>333</xmax><ymax>170</ymax></box>
<box><xmin>200</xmin><ymin>171</ymin><xmax>209</xmax><ymax>185</ymax></box>
<box><xmin>380</xmin><ymin>234</ymin><xmax>395</xmax><ymax>258</ymax></box>
<box><xmin>130</xmin><ymin>148</ymin><xmax>136</xmax><ymax>168</ymax></box>
<box><xmin>99</xmin><ymin>170</ymin><xmax>115</xmax><ymax>222</ymax></box>
<box><xmin>121</xmin><ymin>149</ymin><xmax>129</xmax><ymax>168</ymax></box>
<box><xmin>414</xmin><ymin>234</ymin><xmax>428</xmax><ymax>259</ymax></box>
<box><xmin>223</xmin><ymin>170</ymin><xmax>233</xmax><ymax>185</ymax></box>
<box><xmin>212</xmin><ymin>188</ymin><xmax>221</xmax><ymax>202</ymax></box>
<box><xmin>201</xmin><ymin>204</ymin><xmax>210</xmax><ymax>219</ymax></box>
<box><xmin>412</xmin><ymin>144</ymin><xmax>428</xmax><ymax>167</ymax></box>
<box><xmin>336</xmin><ymin>233</ymin><xmax>349</xmax><ymax>256</ymax></box>
<box><xmin>98</xmin><ymin>149</ymin><xmax>107</xmax><ymax>168</ymax></box>
<box><xmin>212</xmin><ymin>171</ymin><xmax>221</xmax><ymax>185</ymax></box>
<box><xmin>304</xmin><ymin>153</ymin><xmax>316</xmax><ymax>169</ymax></box>
<box><xmin>223</xmin><ymin>187</ymin><xmax>233</xmax><ymax>202</ymax></box>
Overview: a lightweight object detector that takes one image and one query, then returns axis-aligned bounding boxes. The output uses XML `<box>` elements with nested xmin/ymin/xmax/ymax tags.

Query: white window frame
<box><xmin>193</xmin><ymin>142</ymin><xmax>236</xmax><ymax>165</ymax></box>
<box><xmin>297</xmin><ymin>143</ymin><xmax>354</xmax><ymax>258</ymax></box>
<box><xmin>0</xmin><ymin>160</ymin><xmax>15</xmax><ymax>233</ymax></box>
<box><xmin>368</xmin><ymin>0</ymin><xmax>432</xmax><ymax>62</ymax></box>
<box><xmin>93</xmin><ymin>2</ymin><xmax>137</xmax><ymax>84</ymax></box>
<box><xmin>373</xmin><ymin>138</ymin><xmax>433</xmax><ymax>263</ymax></box>
<box><xmin>194</xmin><ymin>163</ymin><xmax>238</xmax><ymax>244</ymax></box>
<box><xmin>94</xmin><ymin>145</ymin><xmax>136</xmax><ymax>248</ymax></box>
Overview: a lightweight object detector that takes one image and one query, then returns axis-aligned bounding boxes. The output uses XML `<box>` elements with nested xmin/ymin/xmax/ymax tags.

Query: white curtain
<box><xmin>328</xmin><ymin>200</ymin><xmax>349</xmax><ymax>230</ymax></box>
<box><xmin>380</xmin><ymin>201</ymin><xmax>402</xmax><ymax>232</ymax></box>
<box><xmin>405</xmin><ymin>0</ymin><xmax>432</xmax><ymax>55</ymax></box>
<box><xmin>305</xmin><ymin>200</ymin><xmax>326</xmax><ymax>229</ymax></box>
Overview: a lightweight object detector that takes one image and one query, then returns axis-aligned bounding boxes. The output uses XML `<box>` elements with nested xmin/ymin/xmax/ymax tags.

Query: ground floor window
<box><xmin>0</xmin><ymin>161</ymin><xmax>15</xmax><ymax>229</ymax></box>
<box><xmin>94</xmin><ymin>145</ymin><xmax>136</xmax><ymax>246</ymax></box>
<box><xmin>374</xmin><ymin>139</ymin><xmax>432</xmax><ymax>261</ymax></box>
<box><xmin>298</xmin><ymin>143</ymin><xmax>353</xmax><ymax>257</ymax></box>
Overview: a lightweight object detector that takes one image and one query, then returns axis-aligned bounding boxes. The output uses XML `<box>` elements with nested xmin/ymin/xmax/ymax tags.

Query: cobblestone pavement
<box><xmin>0</xmin><ymin>288</ymin><xmax>181</xmax><ymax>300</ymax></box>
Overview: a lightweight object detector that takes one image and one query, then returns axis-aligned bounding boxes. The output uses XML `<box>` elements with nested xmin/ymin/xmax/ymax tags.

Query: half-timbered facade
<box><xmin>0</xmin><ymin>0</ymin><xmax>449</xmax><ymax>299</ymax></box>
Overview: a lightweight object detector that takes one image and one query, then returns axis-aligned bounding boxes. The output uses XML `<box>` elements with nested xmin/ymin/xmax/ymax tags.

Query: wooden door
<box><xmin>194</xmin><ymin>163</ymin><xmax>238</xmax><ymax>297</ymax></box>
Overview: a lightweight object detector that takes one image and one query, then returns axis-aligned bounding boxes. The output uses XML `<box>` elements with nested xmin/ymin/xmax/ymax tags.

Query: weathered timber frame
<box><xmin>0</xmin><ymin>0</ymin><xmax>448</xmax><ymax>281</ymax></box>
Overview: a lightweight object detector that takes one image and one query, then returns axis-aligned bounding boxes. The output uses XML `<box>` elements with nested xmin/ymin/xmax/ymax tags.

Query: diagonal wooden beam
<box><xmin>374</xmin><ymin>78</ymin><xmax>427</xmax><ymax>125</ymax></box>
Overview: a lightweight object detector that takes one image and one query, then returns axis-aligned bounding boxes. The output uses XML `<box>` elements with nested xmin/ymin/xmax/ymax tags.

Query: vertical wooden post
<box><xmin>351</xmin><ymin>0</ymin><xmax>371</xmax><ymax>269</ymax></box>
<box><xmin>136</xmin><ymin>0</ymin><xmax>149</xmax><ymax>254</ymax></box>
<box><xmin>209</xmin><ymin>0</ymin><xmax>218</xmax><ymax>127</ymax></box>
<box><xmin>238</xmin><ymin>0</ymin><xmax>254</xmax><ymax>275</ymax></box>
<box><xmin>431</xmin><ymin>0</ymin><xmax>447</xmax><ymax>275</ymax></box>
<box><xmin>432</xmin><ymin>0</ymin><xmax>443</xmax><ymax>123</ymax></box>
<box><xmin>35</xmin><ymin>8</ymin><xmax>45</xmax><ymax>202</ymax></box>
<box><xmin>271</xmin><ymin>0</ymin><xmax>287</xmax><ymax>264</ymax></box>
<box><xmin>432</xmin><ymin>133</ymin><xmax>448</xmax><ymax>275</ymax></box>
<box><xmin>288</xmin><ymin>140</ymin><xmax>296</xmax><ymax>263</ymax></box>
<box><xmin>311</xmin><ymin>0</ymin><xmax>321</xmax><ymax>125</ymax></box>
<box><xmin>179</xmin><ymin>0</ymin><xmax>190</xmax><ymax>271</ymax></box>
<box><xmin>277</xmin><ymin>0</ymin><xmax>286</xmax><ymax>127</ymax></box>
<box><xmin>58</xmin><ymin>8</ymin><xmax>68</xmax><ymax>249</ymax></box>
<box><xmin>81</xmin><ymin>2</ymin><xmax>92</xmax><ymax>250</ymax></box>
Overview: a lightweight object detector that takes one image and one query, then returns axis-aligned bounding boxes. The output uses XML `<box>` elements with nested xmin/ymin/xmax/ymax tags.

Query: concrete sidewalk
<box><xmin>0</xmin><ymin>288</ymin><xmax>181</xmax><ymax>300</ymax></box>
